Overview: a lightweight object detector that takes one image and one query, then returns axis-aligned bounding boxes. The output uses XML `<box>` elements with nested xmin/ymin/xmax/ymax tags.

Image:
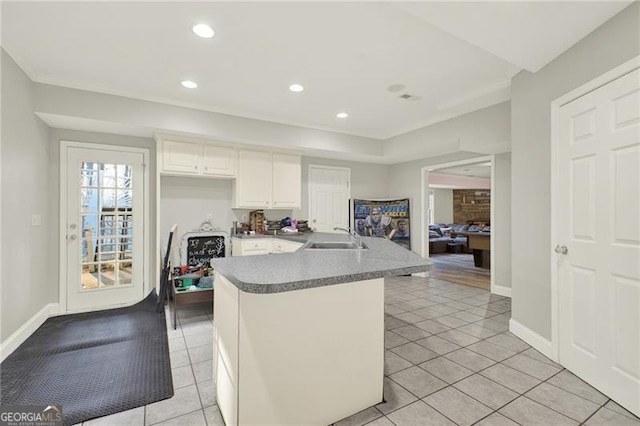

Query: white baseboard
<box><xmin>413</xmin><ymin>272</ymin><xmax>428</xmax><ymax>278</ymax></box>
<box><xmin>0</xmin><ymin>303</ymin><xmax>59</xmax><ymax>363</ymax></box>
<box><xmin>491</xmin><ymin>285</ymin><xmax>512</xmax><ymax>298</ymax></box>
<box><xmin>509</xmin><ymin>318</ymin><xmax>555</xmax><ymax>361</ymax></box>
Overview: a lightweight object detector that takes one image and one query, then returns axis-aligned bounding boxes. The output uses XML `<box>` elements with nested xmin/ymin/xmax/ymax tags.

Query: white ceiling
<box><xmin>2</xmin><ymin>1</ymin><xmax>631</xmax><ymax>141</ymax></box>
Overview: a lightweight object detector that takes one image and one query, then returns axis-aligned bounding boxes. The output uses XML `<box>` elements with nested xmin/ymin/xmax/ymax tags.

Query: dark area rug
<box><xmin>0</xmin><ymin>291</ymin><xmax>173</xmax><ymax>426</ymax></box>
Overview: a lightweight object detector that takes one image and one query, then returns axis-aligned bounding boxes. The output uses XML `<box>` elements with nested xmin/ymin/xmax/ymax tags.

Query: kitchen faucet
<box><xmin>333</xmin><ymin>226</ymin><xmax>364</xmax><ymax>249</ymax></box>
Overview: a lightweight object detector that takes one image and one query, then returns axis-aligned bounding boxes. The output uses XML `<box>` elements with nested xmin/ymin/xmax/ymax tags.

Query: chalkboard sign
<box><xmin>181</xmin><ymin>231</ymin><xmax>229</xmax><ymax>267</ymax></box>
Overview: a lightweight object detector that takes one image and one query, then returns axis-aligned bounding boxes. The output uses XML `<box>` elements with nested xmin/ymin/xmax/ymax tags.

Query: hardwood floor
<box><xmin>428</xmin><ymin>253</ymin><xmax>490</xmax><ymax>290</ymax></box>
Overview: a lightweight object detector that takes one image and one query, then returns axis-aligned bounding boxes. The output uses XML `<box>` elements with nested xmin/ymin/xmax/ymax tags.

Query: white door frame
<box><xmin>308</xmin><ymin>164</ymin><xmax>351</xmax><ymax>232</ymax></box>
<box><xmin>549</xmin><ymin>55</ymin><xmax>640</xmax><ymax>362</ymax></box>
<box><xmin>59</xmin><ymin>140</ymin><xmax>151</xmax><ymax>314</ymax></box>
<box><xmin>420</xmin><ymin>156</ymin><xmax>496</xmax><ymax>293</ymax></box>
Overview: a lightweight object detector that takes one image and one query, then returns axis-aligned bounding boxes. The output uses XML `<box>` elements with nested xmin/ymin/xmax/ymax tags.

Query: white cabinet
<box><xmin>214</xmin><ymin>273</ymin><xmax>384</xmax><ymax>426</ymax></box>
<box><xmin>162</xmin><ymin>140</ymin><xmax>201</xmax><ymax>174</ymax></box>
<box><xmin>233</xmin><ymin>150</ymin><xmax>272</xmax><ymax>209</ymax></box>
<box><xmin>233</xmin><ymin>150</ymin><xmax>301</xmax><ymax>209</ymax></box>
<box><xmin>202</xmin><ymin>145</ymin><xmax>236</xmax><ymax>177</ymax></box>
<box><xmin>271</xmin><ymin>238</ymin><xmax>303</xmax><ymax>253</ymax></box>
<box><xmin>272</xmin><ymin>153</ymin><xmax>302</xmax><ymax>209</ymax></box>
<box><xmin>231</xmin><ymin>237</ymin><xmax>303</xmax><ymax>256</ymax></box>
<box><xmin>159</xmin><ymin>137</ymin><xmax>236</xmax><ymax>178</ymax></box>
<box><xmin>232</xmin><ymin>238</ymin><xmax>271</xmax><ymax>256</ymax></box>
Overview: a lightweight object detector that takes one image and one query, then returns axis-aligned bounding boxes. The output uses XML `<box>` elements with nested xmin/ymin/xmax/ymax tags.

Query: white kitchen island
<box><xmin>212</xmin><ymin>234</ymin><xmax>429</xmax><ymax>426</ymax></box>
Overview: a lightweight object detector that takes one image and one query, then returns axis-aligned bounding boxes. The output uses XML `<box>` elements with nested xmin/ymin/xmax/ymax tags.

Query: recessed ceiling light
<box><xmin>192</xmin><ymin>23</ymin><xmax>215</xmax><ymax>39</ymax></box>
<box><xmin>289</xmin><ymin>84</ymin><xmax>304</xmax><ymax>93</ymax></box>
<box><xmin>336</xmin><ymin>112</ymin><xmax>349</xmax><ymax>119</ymax></box>
<box><xmin>181</xmin><ymin>80</ymin><xmax>198</xmax><ymax>89</ymax></box>
<box><xmin>387</xmin><ymin>84</ymin><xmax>406</xmax><ymax>93</ymax></box>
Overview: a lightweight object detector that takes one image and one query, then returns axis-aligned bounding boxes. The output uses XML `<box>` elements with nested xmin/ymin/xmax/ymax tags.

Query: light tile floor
<box><xmin>80</xmin><ymin>275</ymin><xmax>640</xmax><ymax>426</ymax></box>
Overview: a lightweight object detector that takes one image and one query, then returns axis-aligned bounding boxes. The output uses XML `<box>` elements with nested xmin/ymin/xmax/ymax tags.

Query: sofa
<box><xmin>428</xmin><ymin>222</ymin><xmax>488</xmax><ymax>254</ymax></box>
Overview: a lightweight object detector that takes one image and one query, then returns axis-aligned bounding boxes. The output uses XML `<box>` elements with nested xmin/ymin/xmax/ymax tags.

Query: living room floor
<box><xmin>80</xmin><ymin>276</ymin><xmax>639</xmax><ymax>426</ymax></box>
<box><xmin>429</xmin><ymin>253</ymin><xmax>490</xmax><ymax>290</ymax></box>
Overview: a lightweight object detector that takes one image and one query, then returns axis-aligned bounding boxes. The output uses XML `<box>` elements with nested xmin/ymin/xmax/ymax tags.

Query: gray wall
<box><xmin>34</xmin><ymin>84</ymin><xmax>384</xmax><ymax>162</ymax></box>
<box><xmin>432</xmin><ymin>189</ymin><xmax>453</xmax><ymax>224</ymax></box>
<box><xmin>494</xmin><ymin>153</ymin><xmax>511</xmax><ymax>291</ymax></box>
<box><xmin>159</xmin><ymin>176</ymin><xmax>234</xmax><ymax>247</ymax></box>
<box><xmin>1</xmin><ymin>50</ymin><xmax>52</xmax><ymax>341</ymax></box>
<box><xmin>387</xmin><ymin>103</ymin><xmax>511</xmax><ymax>255</ymax></box>
<box><xmin>511</xmin><ymin>2</ymin><xmax>640</xmax><ymax>339</ymax></box>
<box><xmin>385</xmin><ymin>102</ymin><xmax>511</xmax><ymax>160</ymax></box>
<box><xmin>48</xmin><ymin>128</ymin><xmax>158</xmax><ymax>304</ymax></box>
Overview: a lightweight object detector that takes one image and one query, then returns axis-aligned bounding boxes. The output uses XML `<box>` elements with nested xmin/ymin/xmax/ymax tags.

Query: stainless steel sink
<box><xmin>303</xmin><ymin>241</ymin><xmax>367</xmax><ymax>250</ymax></box>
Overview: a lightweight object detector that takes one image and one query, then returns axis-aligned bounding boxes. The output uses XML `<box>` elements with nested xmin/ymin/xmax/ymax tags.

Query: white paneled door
<box><xmin>64</xmin><ymin>144</ymin><xmax>146</xmax><ymax>313</ymax></box>
<box><xmin>557</xmin><ymin>68</ymin><xmax>640</xmax><ymax>416</ymax></box>
<box><xmin>308</xmin><ymin>165</ymin><xmax>350</xmax><ymax>233</ymax></box>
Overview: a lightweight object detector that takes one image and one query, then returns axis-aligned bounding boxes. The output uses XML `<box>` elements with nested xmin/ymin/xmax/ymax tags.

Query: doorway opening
<box><xmin>421</xmin><ymin>156</ymin><xmax>495</xmax><ymax>292</ymax></box>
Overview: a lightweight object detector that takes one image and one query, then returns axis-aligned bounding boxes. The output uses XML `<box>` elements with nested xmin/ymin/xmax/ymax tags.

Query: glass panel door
<box><xmin>65</xmin><ymin>145</ymin><xmax>145</xmax><ymax>312</ymax></box>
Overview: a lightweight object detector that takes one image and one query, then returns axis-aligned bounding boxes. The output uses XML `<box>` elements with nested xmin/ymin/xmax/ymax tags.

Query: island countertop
<box><xmin>212</xmin><ymin>232</ymin><xmax>430</xmax><ymax>294</ymax></box>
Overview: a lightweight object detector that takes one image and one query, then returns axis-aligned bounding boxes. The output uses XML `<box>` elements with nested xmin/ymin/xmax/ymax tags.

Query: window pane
<box><xmin>99</xmin><ymin>164</ymin><xmax>116</xmax><ymax>188</ymax></box>
<box><xmin>81</xmin><ymin>214</ymin><xmax>98</xmax><ymax>263</ymax></box>
<box><xmin>81</xmin><ymin>187</ymin><xmax>99</xmax><ymax>213</ymax></box>
<box><xmin>81</xmin><ymin>263</ymin><xmax>99</xmax><ymax>290</ymax></box>
<box><xmin>117</xmin><ymin>261</ymin><xmax>133</xmax><ymax>286</ymax></box>
<box><xmin>102</xmin><ymin>189</ymin><xmax>116</xmax><ymax>209</ymax></box>
<box><xmin>117</xmin><ymin>189</ymin><xmax>133</xmax><ymax>209</ymax></box>
<box><xmin>99</xmin><ymin>262</ymin><xmax>116</xmax><ymax>287</ymax></box>
<box><xmin>81</xmin><ymin>162</ymin><xmax>99</xmax><ymax>187</ymax></box>
<box><xmin>117</xmin><ymin>165</ymin><xmax>132</xmax><ymax>189</ymax></box>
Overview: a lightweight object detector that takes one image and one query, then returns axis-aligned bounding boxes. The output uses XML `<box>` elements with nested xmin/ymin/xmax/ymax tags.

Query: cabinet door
<box><xmin>271</xmin><ymin>239</ymin><xmax>303</xmax><ymax>253</ymax></box>
<box><xmin>202</xmin><ymin>145</ymin><xmax>236</xmax><ymax>177</ymax></box>
<box><xmin>235</xmin><ymin>150</ymin><xmax>272</xmax><ymax>208</ymax></box>
<box><xmin>272</xmin><ymin>153</ymin><xmax>301</xmax><ymax>209</ymax></box>
<box><xmin>241</xmin><ymin>239</ymin><xmax>271</xmax><ymax>256</ymax></box>
<box><xmin>162</xmin><ymin>140</ymin><xmax>201</xmax><ymax>174</ymax></box>
<box><xmin>231</xmin><ymin>238</ymin><xmax>243</xmax><ymax>256</ymax></box>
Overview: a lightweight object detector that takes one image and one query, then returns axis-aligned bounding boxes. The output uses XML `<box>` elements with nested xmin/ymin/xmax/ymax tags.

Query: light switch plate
<box><xmin>31</xmin><ymin>214</ymin><xmax>42</xmax><ymax>227</ymax></box>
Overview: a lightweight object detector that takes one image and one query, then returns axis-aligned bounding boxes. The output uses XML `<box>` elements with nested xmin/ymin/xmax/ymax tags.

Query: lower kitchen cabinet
<box><xmin>231</xmin><ymin>237</ymin><xmax>303</xmax><ymax>256</ymax></box>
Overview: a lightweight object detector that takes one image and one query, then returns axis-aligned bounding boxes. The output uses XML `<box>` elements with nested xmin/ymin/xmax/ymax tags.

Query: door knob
<box><xmin>69</xmin><ymin>235</ymin><xmax>78</xmax><ymax>241</ymax></box>
<box><xmin>554</xmin><ymin>244</ymin><xmax>568</xmax><ymax>255</ymax></box>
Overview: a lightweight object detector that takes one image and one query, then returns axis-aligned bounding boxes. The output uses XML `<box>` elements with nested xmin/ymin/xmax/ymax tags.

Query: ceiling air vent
<box><xmin>398</xmin><ymin>93</ymin><xmax>422</xmax><ymax>101</ymax></box>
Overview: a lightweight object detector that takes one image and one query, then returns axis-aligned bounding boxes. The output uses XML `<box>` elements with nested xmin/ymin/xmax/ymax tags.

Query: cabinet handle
<box><xmin>194</xmin><ymin>165</ymin><xmax>198</xmax><ymax>170</ymax></box>
<box><xmin>204</xmin><ymin>167</ymin><xmax>208</xmax><ymax>171</ymax></box>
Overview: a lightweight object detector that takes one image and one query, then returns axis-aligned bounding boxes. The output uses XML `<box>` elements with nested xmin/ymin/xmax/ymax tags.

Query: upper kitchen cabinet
<box><xmin>272</xmin><ymin>153</ymin><xmax>301</xmax><ymax>209</ymax></box>
<box><xmin>157</xmin><ymin>136</ymin><xmax>236</xmax><ymax>178</ymax></box>
<box><xmin>161</xmin><ymin>139</ymin><xmax>201</xmax><ymax>174</ymax></box>
<box><xmin>201</xmin><ymin>145</ymin><xmax>236</xmax><ymax>177</ymax></box>
<box><xmin>232</xmin><ymin>150</ymin><xmax>301</xmax><ymax>209</ymax></box>
<box><xmin>233</xmin><ymin>150</ymin><xmax>272</xmax><ymax>209</ymax></box>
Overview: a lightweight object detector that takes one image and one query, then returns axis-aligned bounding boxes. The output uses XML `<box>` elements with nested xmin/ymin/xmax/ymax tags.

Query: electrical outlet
<box><xmin>31</xmin><ymin>214</ymin><xmax>42</xmax><ymax>227</ymax></box>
